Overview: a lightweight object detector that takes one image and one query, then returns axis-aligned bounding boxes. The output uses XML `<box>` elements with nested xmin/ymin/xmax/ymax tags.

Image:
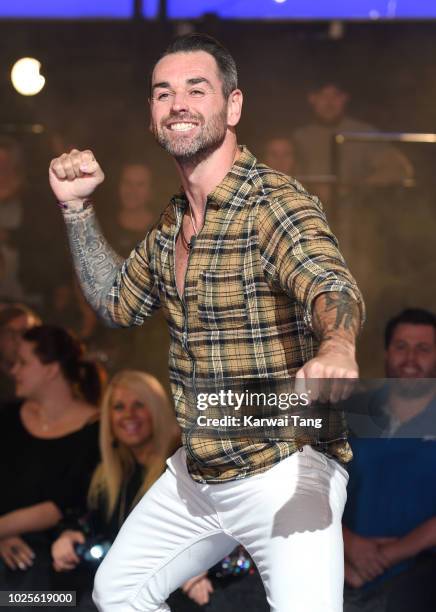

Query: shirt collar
<box><xmin>171</xmin><ymin>145</ymin><xmax>257</xmax><ymax>211</ymax></box>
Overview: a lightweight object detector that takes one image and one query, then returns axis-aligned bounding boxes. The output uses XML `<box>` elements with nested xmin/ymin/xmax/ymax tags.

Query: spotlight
<box><xmin>11</xmin><ymin>58</ymin><xmax>45</xmax><ymax>96</ymax></box>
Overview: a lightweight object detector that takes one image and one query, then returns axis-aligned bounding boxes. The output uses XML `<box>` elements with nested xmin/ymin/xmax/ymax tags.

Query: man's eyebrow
<box><xmin>152</xmin><ymin>77</ymin><xmax>214</xmax><ymax>91</ymax></box>
<box><xmin>151</xmin><ymin>81</ymin><xmax>170</xmax><ymax>92</ymax></box>
<box><xmin>186</xmin><ymin>77</ymin><xmax>214</xmax><ymax>88</ymax></box>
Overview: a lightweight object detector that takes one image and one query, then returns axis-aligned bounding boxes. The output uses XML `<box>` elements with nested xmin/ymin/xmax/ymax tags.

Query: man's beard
<box><xmin>386</xmin><ymin>363</ymin><xmax>436</xmax><ymax>398</ymax></box>
<box><xmin>152</xmin><ymin>106</ymin><xmax>228</xmax><ymax>164</ymax></box>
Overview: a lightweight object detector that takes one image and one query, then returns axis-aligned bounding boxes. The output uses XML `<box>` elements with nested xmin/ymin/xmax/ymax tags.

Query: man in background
<box><xmin>293</xmin><ymin>80</ymin><xmax>413</xmax><ymax>203</ymax></box>
<box><xmin>343</xmin><ymin>308</ymin><xmax>436</xmax><ymax>612</ymax></box>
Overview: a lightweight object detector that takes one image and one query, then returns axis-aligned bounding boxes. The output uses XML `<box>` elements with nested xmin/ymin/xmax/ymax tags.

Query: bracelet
<box><xmin>57</xmin><ymin>199</ymin><xmax>93</xmax><ymax>212</ymax></box>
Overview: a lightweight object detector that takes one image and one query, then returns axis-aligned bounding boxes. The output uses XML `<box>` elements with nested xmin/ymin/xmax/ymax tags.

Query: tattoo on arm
<box><xmin>64</xmin><ymin>208</ymin><xmax>123</xmax><ymax>325</ymax></box>
<box><xmin>312</xmin><ymin>292</ymin><xmax>360</xmax><ymax>345</ymax></box>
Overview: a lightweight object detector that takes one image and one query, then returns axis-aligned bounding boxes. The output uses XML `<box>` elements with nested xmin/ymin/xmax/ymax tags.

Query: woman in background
<box><xmin>104</xmin><ymin>161</ymin><xmax>155</xmax><ymax>258</ymax></box>
<box><xmin>0</xmin><ymin>325</ymin><xmax>103</xmax><ymax>600</ymax></box>
<box><xmin>51</xmin><ymin>370</ymin><xmax>179</xmax><ymax>609</ymax></box>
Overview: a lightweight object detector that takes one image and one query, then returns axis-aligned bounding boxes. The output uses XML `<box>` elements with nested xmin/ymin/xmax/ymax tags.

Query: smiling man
<box><xmin>343</xmin><ymin>308</ymin><xmax>436</xmax><ymax>612</ymax></box>
<box><xmin>49</xmin><ymin>34</ymin><xmax>364</xmax><ymax>612</ymax></box>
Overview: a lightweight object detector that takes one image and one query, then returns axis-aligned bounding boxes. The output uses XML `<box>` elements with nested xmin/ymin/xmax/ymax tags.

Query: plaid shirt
<box><xmin>107</xmin><ymin>147</ymin><xmax>364</xmax><ymax>483</ymax></box>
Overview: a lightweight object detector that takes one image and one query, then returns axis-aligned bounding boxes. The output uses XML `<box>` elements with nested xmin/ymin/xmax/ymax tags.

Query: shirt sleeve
<box><xmin>257</xmin><ymin>186</ymin><xmax>365</xmax><ymax>331</ymax></box>
<box><xmin>107</xmin><ymin>227</ymin><xmax>161</xmax><ymax>327</ymax></box>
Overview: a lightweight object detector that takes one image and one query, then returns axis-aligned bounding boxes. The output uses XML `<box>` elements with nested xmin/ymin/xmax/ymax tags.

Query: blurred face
<box><xmin>118</xmin><ymin>164</ymin><xmax>152</xmax><ymax>211</ymax></box>
<box><xmin>308</xmin><ymin>85</ymin><xmax>349</xmax><ymax>125</ymax></box>
<box><xmin>386</xmin><ymin>323</ymin><xmax>436</xmax><ymax>382</ymax></box>
<box><xmin>0</xmin><ymin>149</ymin><xmax>22</xmax><ymax>201</ymax></box>
<box><xmin>110</xmin><ymin>385</ymin><xmax>153</xmax><ymax>450</ymax></box>
<box><xmin>150</xmin><ymin>51</ymin><xmax>231</xmax><ymax>162</ymax></box>
<box><xmin>264</xmin><ymin>138</ymin><xmax>296</xmax><ymax>175</ymax></box>
<box><xmin>12</xmin><ymin>340</ymin><xmax>53</xmax><ymax>400</ymax></box>
<box><xmin>0</xmin><ymin>314</ymin><xmax>31</xmax><ymax>370</ymax></box>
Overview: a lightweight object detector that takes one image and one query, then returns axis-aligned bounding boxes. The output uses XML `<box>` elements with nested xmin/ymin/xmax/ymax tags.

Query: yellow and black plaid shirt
<box><xmin>107</xmin><ymin>147</ymin><xmax>364</xmax><ymax>482</ymax></box>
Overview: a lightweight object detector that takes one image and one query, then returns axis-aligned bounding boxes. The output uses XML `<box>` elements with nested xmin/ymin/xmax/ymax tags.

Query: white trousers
<box><xmin>93</xmin><ymin>445</ymin><xmax>349</xmax><ymax>612</ymax></box>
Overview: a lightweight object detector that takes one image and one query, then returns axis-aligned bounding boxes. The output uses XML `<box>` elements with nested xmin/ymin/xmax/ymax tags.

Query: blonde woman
<box><xmin>51</xmin><ymin>370</ymin><xmax>179</xmax><ymax>581</ymax></box>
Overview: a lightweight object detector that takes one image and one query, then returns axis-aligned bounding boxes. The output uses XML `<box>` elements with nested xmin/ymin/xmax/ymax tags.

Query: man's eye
<box><xmin>394</xmin><ymin>343</ymin><xmax>406</xmax><ymax>350</ymax></box>
<box><xmin>190</xmin><ymin>89</ymin><xmax>204</xmax><ymax>96</ymax></box>
<box><xmin>113</xmin><ymin>403</ymin><xmax>125</xmax><ymax>411</ymax></box>
<box><xmin>157</xmin><ymin>92</ymin><xmax>170</xmax><ymax>101</ymax></box>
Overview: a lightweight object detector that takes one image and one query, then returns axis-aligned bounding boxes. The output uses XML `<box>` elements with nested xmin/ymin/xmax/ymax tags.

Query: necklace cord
<box><xmin>180</xmin><ymin>203</ymin><xmax>198</xmax><ymax>251</ymax></box>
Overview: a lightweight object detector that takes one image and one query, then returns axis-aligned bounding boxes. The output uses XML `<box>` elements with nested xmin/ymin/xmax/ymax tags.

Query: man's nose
<box><xmin>404</xmin><ymin>348</ymin><xmax>418</xmax><ymax>365</ymax></box>
<box><xmin>170</xmin><ymin>91</ymin><xmax>190</xmax><ymax>113</ymax></box>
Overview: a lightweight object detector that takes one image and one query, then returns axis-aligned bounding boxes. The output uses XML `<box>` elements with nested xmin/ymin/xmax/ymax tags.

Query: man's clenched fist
<box><xmin>49</xmin><ymin>149</ymin><xmax>104</xmax><ymax>204</ymax></box>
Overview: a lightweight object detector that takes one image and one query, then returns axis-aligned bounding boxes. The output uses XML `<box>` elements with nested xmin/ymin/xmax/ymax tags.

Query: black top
<box><xmin>104</xmin><ymin>223</ymin><xmax>147</xmax><ymax>260</ymax></box>
<box><xmin>81</xmin><ymin>461</ymin><xmax>145</xmax><ymax>543</ymax></box>
<box><xmin>0</xmin><ymin>402</ymin><xmax>100</xmax><ymax>519</ymax></box>
<box><xmin>0</xmin><ymin>371</ymin><xmax>16</xmax><ymax>406</ymax></box>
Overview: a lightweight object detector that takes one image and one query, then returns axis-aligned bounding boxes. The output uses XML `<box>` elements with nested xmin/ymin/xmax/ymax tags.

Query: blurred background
<box><xmin>1</xmin><ymin>0</ymin><xmax>435</xmax><ymax>381</ymax></box>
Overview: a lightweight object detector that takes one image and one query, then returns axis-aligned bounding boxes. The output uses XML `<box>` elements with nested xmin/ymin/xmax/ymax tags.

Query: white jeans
<box><xmin>93</xmin><ymin>445</ymin><xmax>348</xmax><ymax>612</ymax></box>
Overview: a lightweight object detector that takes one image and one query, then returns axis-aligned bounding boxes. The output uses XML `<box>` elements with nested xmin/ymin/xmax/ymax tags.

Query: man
<box><xmin>343</xmin><ymin>308</ymin><xmax>436</xmax><ymax>612</ymax></box>
<box><xmin>49</xmin><ymin>34</ymin><xmax>364</xmax><ymax>612</ymax></box>
<box><xmin>292</xmin><ymin>81</ymin><xmax>413</xmax><ymax>203</ymax></box>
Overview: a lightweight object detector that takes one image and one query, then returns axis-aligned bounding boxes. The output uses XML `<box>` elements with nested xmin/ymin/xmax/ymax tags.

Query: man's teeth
<box><xmin>169</xmin><ymin>123</ymin><xmax>196</xmax><ymax>131</ymax></box>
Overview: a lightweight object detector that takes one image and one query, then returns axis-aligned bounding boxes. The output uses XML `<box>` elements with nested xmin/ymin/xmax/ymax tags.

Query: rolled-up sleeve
<box><xmin>258</xmin><ymin>187</ymin><xmax>365</xmax><ymax>331</ymax></box>
<box><xmin>107</xmin><ymin>228</ymin><xmax>161</xmax><ymax>327</ymax></box>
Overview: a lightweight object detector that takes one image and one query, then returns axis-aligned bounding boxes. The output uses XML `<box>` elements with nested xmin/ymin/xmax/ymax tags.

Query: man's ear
<box><xmin>227</xmin><ymin>89</ymin><xmax>243</xmax><ymax>128</ymax></box>
<box><xmin>148</xmin><ymin>98</ymin><xmax>153</xmax><ymax>133</ymax></box>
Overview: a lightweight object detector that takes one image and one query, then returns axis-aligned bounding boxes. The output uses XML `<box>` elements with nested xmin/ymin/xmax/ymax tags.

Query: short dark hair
<box><xmin>308</xmin><ymin>78</ymin><xmax>349</xmax><ymax>95</ymax></box>
<box><xmin>151</xmin><ymin>33</ymin><xmax>238</xmax><ymax>99</ymax></box>
<box><xmin>384</xmin><ymin>308</ymin><xmax>436</xmax><ymax>348</ymax></box>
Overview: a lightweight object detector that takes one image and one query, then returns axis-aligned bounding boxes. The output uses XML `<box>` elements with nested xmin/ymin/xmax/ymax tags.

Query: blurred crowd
<box><xmin>0</xmin><ymin>79</ymin><xmax>415</xmax><ymax>318</ymax></box>
<box><xmin>0</xmin><ymin>78</ymin><xmax>434</xmax><ymax>612</ymax></box>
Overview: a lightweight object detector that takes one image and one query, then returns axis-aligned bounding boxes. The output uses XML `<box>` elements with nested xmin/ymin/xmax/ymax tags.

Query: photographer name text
<box><xmin>196</xmin><ymin>415</ymin><xmax>322</xmax><ymax>429</ymax></box>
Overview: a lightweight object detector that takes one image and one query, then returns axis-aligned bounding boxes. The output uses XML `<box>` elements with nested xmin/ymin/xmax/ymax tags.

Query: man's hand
<box><xmin>0</xmin><ymin>536</ymin><xmax>35</xmax><ymax>571</ymax></box>
<box><xmin>344</xmin><ymin>529</ymin><xmax>391</xmax><ymax>584</ymax></box>
<box><xmin>296</xmin><ymin>292</ymin><xmax>361</xmax><ymax>402</ymax></box>
<box><xmin>344</xmin><ymin>561</ymin><xmax>365</xmax><ymax>588</ymax></box>
<box><xmin>49</xmin><ymin>149</ymin><xmax>104</xmax><ymax>204</ymax></box>
<box><xmin>182</xmin><ymin>572</ymin><xmax>214</xmax><ymax>606</ymax></box>
<box><xmin>374</xmin><ymin>536</ymin><xmax>409</xmax><ymax>567</ymax></box>
<box><xmin>51</xmin><ymin>530</ymin><xmax>85</xmax><ymax>572</ymax></box>
<box><xmin>295</xmin><ymin>344</ymin><xmax>358</xmax><ymax>403</ymax></box>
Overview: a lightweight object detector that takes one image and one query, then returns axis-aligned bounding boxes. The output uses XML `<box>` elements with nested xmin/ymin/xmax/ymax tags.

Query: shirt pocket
<box><xmin>197</xmin><ymin>269</ymin><xmax>247</xmax><ymax>330</ymax></box>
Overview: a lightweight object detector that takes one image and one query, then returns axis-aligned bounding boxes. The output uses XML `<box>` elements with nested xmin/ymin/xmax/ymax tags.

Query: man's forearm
<box><xmin>63</xmin><ymin>206</ymin><xmax>123</xmax><ymax>325</ymax></box>
<box><xmin>383</xmin><ymin>517</ymin><xmax>436</xmax><ymax>564</ymax></box>
<box><xmin>312</xmin><ymin>292</ymin><xmax>361</xmax><ymax>354</ymax></box>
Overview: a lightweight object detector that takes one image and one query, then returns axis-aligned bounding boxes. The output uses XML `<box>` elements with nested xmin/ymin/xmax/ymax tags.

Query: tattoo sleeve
<box><xmin>63</xmin><ymin>207</ymin><xmax>123</xmax><ymax>325</ymax></box>
<box><xmin>312</xmin><ymin>292</ymin><xmax>361</xmax><ymax>349</ymax></box>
